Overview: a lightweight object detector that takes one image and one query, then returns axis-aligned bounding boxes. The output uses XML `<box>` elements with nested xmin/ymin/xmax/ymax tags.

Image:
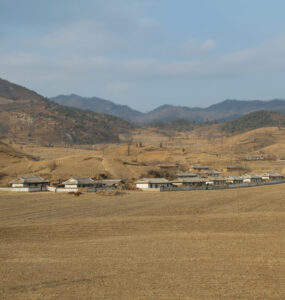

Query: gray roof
<box><xmin>242</xmin><ymin>174</ymin><xmax>262</xmax><ymax>179</ymax></box>
<box><xmin>136</xmin><ymin>178</ymin><xmax>170</xmax><ymax>184</ymax></box>
<box><xmin>10</xmin><ymin>176</ymin><xmax>49</xmax><ymax>184</ymax></box>
<box><xmin>177</xmin><ymin>172</ymin><xmax>197</xmax><ymax>177</ymax></box>
<box><xmin>173</xmin><ymin>177</ymin><xmax>206</xmax><ymax>183</ymax></box>
<box><xmin>227</xmin><ymin>176</ymin><xmax>243</xmax><ymax>180</ymax></box>
<box><xmin>262</xmin><ymin>172</ymin><xmax>282</xmax><ymax>177</ymax></box>
<box><xmin>206</xmin><ymin>177</ymin><xmax>226</xmax><ymax>181</ymax></box>
<box><xmin>62</xmin><ymin>177</ymin><xmax>96</xmax><ymax>185</ymax></box>
<box><xmin>203</xmin><ymin>169</ymin><xmax>221</xmax><ymax>174</ymax></box>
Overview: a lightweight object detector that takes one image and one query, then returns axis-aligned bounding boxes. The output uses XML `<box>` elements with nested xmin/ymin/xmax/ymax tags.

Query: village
<box><xmin>1</xmin><ymin>164</ymin><xmax>284</xmax><ymax>193</ymax></box>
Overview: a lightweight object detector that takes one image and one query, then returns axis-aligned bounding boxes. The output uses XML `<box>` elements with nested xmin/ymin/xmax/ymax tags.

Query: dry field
<box><xmin>1</xmin><ymin>184</ymin><xmax>285</xmax><ymax>299</ymax></box>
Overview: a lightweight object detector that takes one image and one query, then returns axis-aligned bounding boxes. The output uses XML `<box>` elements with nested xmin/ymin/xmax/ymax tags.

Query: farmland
<box><xmin>1</xmin><ymin>185</ymin><xmax>285</xmax><ymax>299</ymax></box>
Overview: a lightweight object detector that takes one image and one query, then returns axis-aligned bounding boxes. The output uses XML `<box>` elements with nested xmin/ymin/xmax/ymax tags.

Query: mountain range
<box><xmin>1</xmin><ymin>77</ymin><xmax>285</xmax><ymax>146</ymax></box>
<box><xmin>51</xmin><ymin>94</ymin><xmax>285</xmax><ymax>124</ymax></box>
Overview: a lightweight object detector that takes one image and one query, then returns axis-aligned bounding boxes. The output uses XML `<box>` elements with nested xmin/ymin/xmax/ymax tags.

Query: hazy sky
<box><xmin>1</xmin><ymin>0</ymin><xmax>285</xmax><ymax>111</ymax></box>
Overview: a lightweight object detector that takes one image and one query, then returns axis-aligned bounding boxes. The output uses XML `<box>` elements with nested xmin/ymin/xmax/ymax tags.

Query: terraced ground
<box><xmin>0</xmin><ymin>185</ymin><xmax>285</xmax><ymax>299</ymax></box>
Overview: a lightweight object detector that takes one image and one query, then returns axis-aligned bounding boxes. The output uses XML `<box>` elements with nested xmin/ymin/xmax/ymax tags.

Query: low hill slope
<box><xmin>0</xmin><ymin>78</ymin><xmax>133</xmax><ymax>145</ymax></box>
<box><xmin>220</xmin><ymin>111</ymin><xmax>285</xmax><ymax>133</ymax></box>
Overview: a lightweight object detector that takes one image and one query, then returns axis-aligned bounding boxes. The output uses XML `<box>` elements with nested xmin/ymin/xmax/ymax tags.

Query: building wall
<box><xmin>64</xmin><ymin>184</ymin><xmax>78</xmax><ymax>189</ymax></box>
<box><xmin>11</xmin><ymin>187</ymin><xmax>43</xmax><ymax>192</ymax></box>
<box><xmin>136</xmin><ymin>183</ymin><xmax>150</xmax><ymax>189</ymax></box>
<box><xmin>12</xmin><ymin>183</ymin><xmax>25</xmax><ymax>188</ymax></box>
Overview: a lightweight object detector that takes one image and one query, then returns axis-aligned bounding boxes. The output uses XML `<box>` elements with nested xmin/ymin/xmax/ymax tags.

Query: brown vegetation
<box><xmin>0</xmin><ymin>185</ymin><xmax>285</xmax><ymax>299</ymax></box>
<box><xmin>1</xmin><ymin>126</ymin><xmax>285</xmax><ymax>186</ymax></box>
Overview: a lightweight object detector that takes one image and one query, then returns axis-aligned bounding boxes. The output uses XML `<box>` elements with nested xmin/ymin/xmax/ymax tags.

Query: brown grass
<box><xmin>2</xmin><ymin>126</ymin><xmax>285</xmax><ymax>186</ymax></box>
<box><xmin>1</xmin><ymin>184</ymin><xmax>285</xmax><ymax>299</ymax></box>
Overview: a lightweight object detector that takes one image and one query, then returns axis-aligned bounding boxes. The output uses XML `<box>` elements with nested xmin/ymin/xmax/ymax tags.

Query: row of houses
<box><xmin>6</xmin><ymin>176</ymin><xmax>123</xmax><ymax>192</ymax></box>
<box><xmin>1</xmin><ymin>171</ymin><xmax>283</xmax><ymax>192</ymax></box>
<box><xmin>135</xmin><ymin>172</ymin><xmax>284</xmax><ymax>190</ymax></box>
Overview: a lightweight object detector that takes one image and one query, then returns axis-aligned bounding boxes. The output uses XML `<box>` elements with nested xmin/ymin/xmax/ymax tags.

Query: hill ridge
<box><xmin>51</xmin><ymin>94</ymin><xmax>285</xmax><ymax>124</ymax></box>
<box><xmin>0</xmin><ymin>78</ymin><xmax>133</xmax><ymax>145</ymax></box>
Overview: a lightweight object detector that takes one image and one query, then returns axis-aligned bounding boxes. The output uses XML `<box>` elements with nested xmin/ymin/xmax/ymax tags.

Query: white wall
<box><xmin>11</xmin><ymin>187</ymin><xmax>42</xmax><ymax>192</ymax></box>
<box><xmin>12</xmin><ymin>184</ymin><xmax>24</xmax><ymax>188</ymax></box>
<box><xmin>65</xmin><ymin>184</ymin><xmax>78</xmax><ymax>189</ymax></box>
<box><xmin>136</xmin><ymin>183</ymin><xmax>150</xmax><ymax>189</ymax></box>
<box><xmin>136</xmin><ymin>183</ymin><xmax>171</xmax><ymax>189</ymax></box>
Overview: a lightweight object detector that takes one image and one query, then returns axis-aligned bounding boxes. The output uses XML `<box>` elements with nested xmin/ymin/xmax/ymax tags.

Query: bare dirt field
<box><xmin>1</xmin><ymin>184</ymin><xmax>285</xmax><ymax>299</ymax></box>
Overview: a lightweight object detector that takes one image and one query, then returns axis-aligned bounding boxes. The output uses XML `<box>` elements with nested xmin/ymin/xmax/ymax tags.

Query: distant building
<box><xmin>226</xmin><ymin>176</ymin><xmax>244</xmax><ymax>184</ymax></box>
<box><xmin>135</xmin><ymin>178</ymin><xmax>172</xmax><ymax>190</ymax></box>
<box><xmin>62</xmin><ymin>177</ymin><xmax>96</xmax><ymax>189</ymax></box>
<box><xmin>177</xmin><ymin>172</ymin><xmax>198</xmax><ymax>178</ymax></box>
<box><xmin>206</xmin><ymin>177</ymin><xmax>226</xmax><ymax>186</ymax></box>
<box><xmin>242</xmin><ymin>174</ymin><xmax>263</xmax><ymax>183</ymax></box>
<box><xmin>261</xmin><ymin>173</ymin><xmax>283</xmax><ymax>181</ymax></box>
<box><xmin>203</xmin><ymin>169</ymin><xmax>221</xmax><ymax>177</ymax></box>
<box><xmin>96</xmin><ymin>179</ymin><xmax>124</xmax><ymax>188</ymax></box>
<box><xmin>172</xmin><ymin>177</ymin><xmax>206</xmax><ymax>187</ymax></box>
<box><xmin>10</xmin><ymin>176</ymin><xmax>49</xmax><ymax>192</ymax></box>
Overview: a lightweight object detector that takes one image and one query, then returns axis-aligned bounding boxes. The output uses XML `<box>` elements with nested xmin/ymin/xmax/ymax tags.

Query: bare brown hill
<box><xmin>0</xmin><ymin>78</ymin><xmax>133</xmax><ymax>145</ymax></box>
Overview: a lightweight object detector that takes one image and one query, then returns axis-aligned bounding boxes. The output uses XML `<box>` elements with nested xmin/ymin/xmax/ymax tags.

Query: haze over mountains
<box><xmin>51</xmin><ymin>94</ymin><xmax>285</xmax><ymax>124</ymax></box>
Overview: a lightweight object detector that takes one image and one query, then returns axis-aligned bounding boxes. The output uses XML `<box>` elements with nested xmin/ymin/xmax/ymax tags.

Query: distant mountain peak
<box><xmin>51</xmin><ymin>94</ymin><xmax>285</xmax><ymax>124</ymax></box>
<box><xmin>51</xmin><ymin>94</ymin><xmax>143</xmax><ymax>120</ymax></box>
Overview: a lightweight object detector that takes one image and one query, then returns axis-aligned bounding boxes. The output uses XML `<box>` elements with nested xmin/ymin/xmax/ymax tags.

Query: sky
<box><xmin>1</xmin><ymin>0</ymin><xmax>285</xmax><ymax>112</ymax></box>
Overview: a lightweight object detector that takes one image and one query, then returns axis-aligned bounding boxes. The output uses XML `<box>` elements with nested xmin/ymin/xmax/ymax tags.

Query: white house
<box><xmin>242</xmin><ymin>174</ymin><xmax>263</xmax><ymax>183</ymax></box>
<box><xmin>173</xmin><ymin>177</ymin><xmax>206</xmax><ymax>187</ymax></box>
<box><xmin>135</xmin><ymin>178</ymin><xmax>172</xmax><ymax>190</ymax></box>
<box><xmin>261</xmin><ymin>173</ymin><xmax>283</xmax><ymax>181</ymax></box>
<box><xmin>206</xmin><ymin>177</ymin><xmax>226</xmax><ymax>185</ymax></box>
<box><xmin>62</xmin><ymin>177</ymin><xmax>96</xmax><ymax>191</ymax></box>
<box><xmin>226</xmin><ymin>176</ymin><xmax>244</xmax><ymax>184</ymax></box>
<box><xmin>9</xmin><ymin>176</ymin><xmax>49</xmax><ymax>192</ymax></box>
<box><xmin>203</xmin><ymin>169</ymin><xmax>221</xmax><ymax>177</ymax></box>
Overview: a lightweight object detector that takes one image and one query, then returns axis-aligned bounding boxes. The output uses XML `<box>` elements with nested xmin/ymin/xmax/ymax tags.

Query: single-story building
<box><xmin>177</xmin><ymin>172</ymin><xmax>198</xmax><ymax>178</ymax></box>
<box><xmin>10</xmin><ymin>176</ymin><xmax>49</xmax><ymax>192</ymax></box>
<box><xmin>242</xmin><ymin>174</ymin><xmax>263</xmax><ymax>183</ymax></box>
<box><xmin>135</xmin><ymin>178</ymin><xmax>172</xmax><ymax>190</ymax></box>
<box><xmin>226</xmin><ymin>176</ymin><xmax>244</xmax><ymax>184</ymax></box>
<box><xmin>261</xmin><ymin>173</ymin><xmax>283</xmax><ymax>181</ymax></box>
<box><xmin>96</xmin><ymin>179</ymin><xmax>124</xmax><ymax>188</ymax></box>
<box><xmin>203</xmin><ymin>169</ymin><xmax>221</xmax><ymax>177</ymax></box>
<box><xmin>206</xmin><ymin>177</ymin><xmax>227</xmax><ymax>186</ymax></box>
<box><xmin>173</xmin><ymin>177</ymin><xmax>207</xmax><ymax>187</ymax></box>
<box><xmin>62</xmin><ymin>177</ymin><xmax>96</xmax><ymax>190</ymax></box>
